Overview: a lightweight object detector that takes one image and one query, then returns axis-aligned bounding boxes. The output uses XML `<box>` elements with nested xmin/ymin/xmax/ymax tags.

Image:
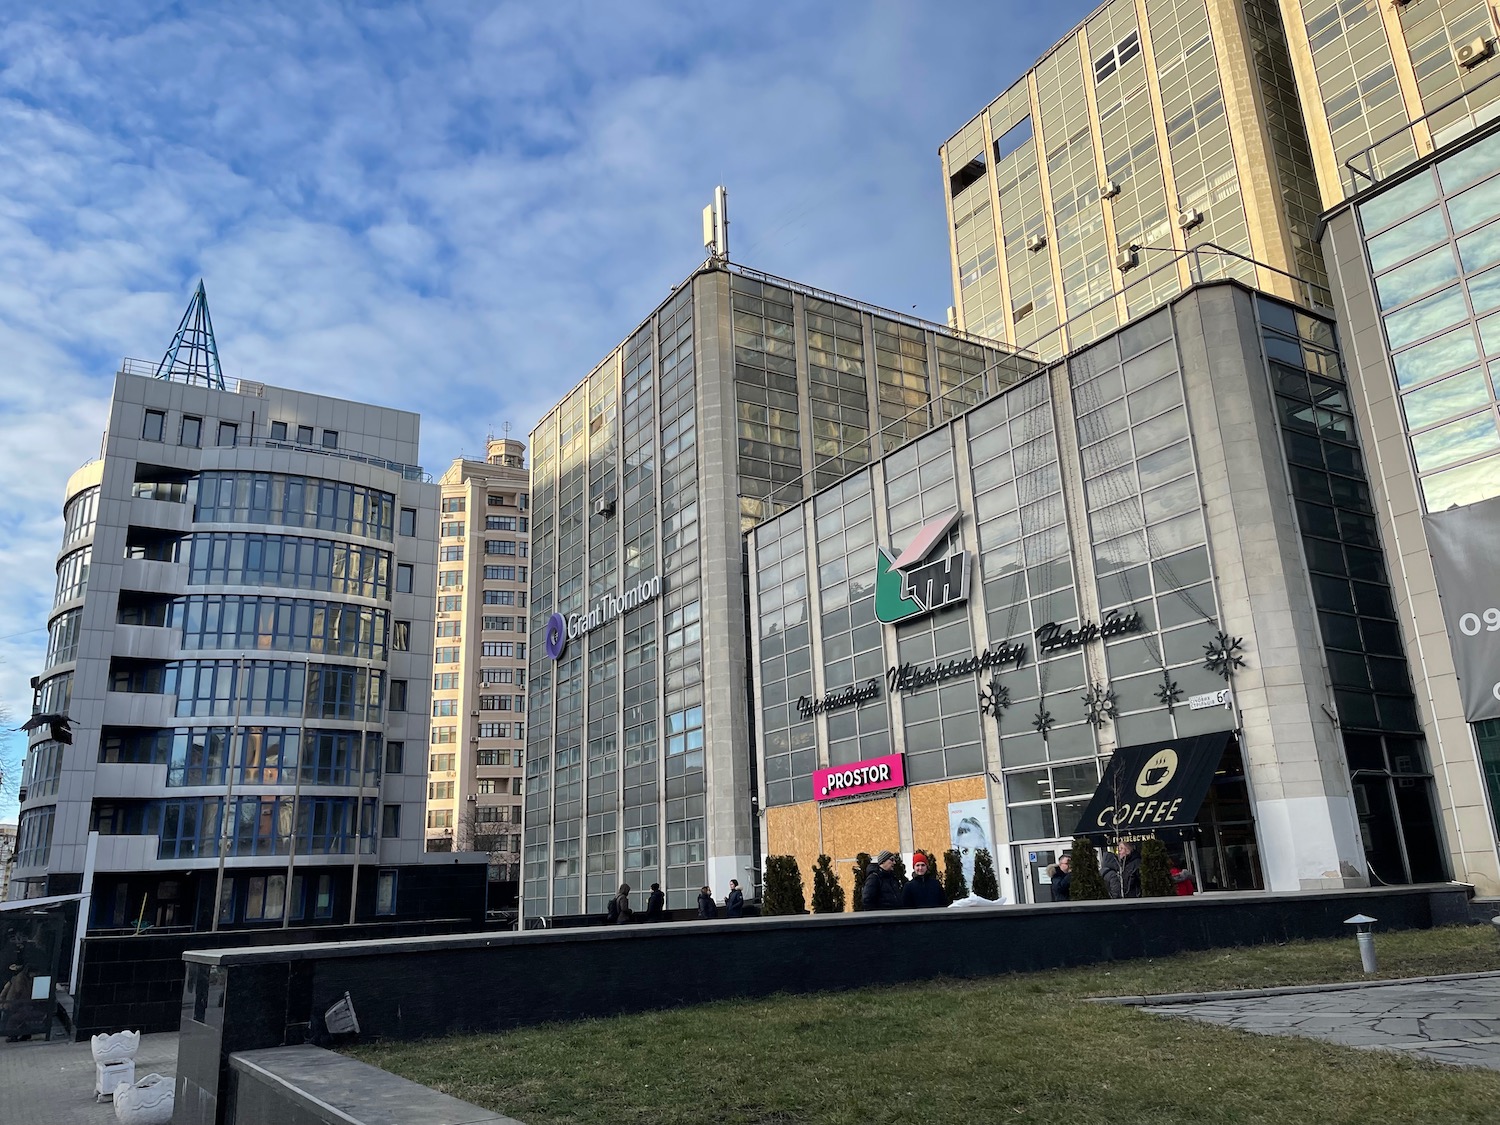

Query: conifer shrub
<box><xmin>971</xmin><ymin>848</ymin><xmax>1000</xmax><ymax>900</ymax></box>
<box><xmin>761</xmin><ymin>855</ymin><xmax>806</xmax><ymax>916</ymax></box>
<box><xmin>942</xmin><ymin>847</ymin><xmax>968</xmax><ymax>902</ymax></box>
<box><xmin>811</xmin><ymin>854</ymin><xmax>846</xmax><ymax>913</ymax></box>
<box><xmin>1068</xmin><ymin>837</ymin><xmax>1110</xmax><ymax>900</ymax></box>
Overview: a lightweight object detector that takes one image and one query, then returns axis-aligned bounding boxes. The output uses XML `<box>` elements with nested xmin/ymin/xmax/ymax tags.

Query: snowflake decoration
<box><xmin>979</xmin><ymin>677</ymin><xmax>1012</xmax><ymax>720</ymax></box>
<box><xmin>1155</xmin><ymin>673</ymin><xmax>1182</xmax><ymax>710</ymax></box>
<box><xmin>1031</xmin><ymin>706</ymin><xmax>1054</xmax><ymax>739</ymax></box>
<box><xmin>1203</xmin><ymin>631</ymin><xmax>1246</xmax><ymax>681</ymax></box>
<box><xmin>1081</xmin><ymin>682</ymin><xmax>1118</xmax><ymax>728</ymax></box>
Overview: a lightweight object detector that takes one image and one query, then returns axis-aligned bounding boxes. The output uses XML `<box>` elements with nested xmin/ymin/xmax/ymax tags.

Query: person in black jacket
<box><xmin>724</xmin><ymin>879</ymin><xmax>745</xmax><ymax>918</ymax></box>
<box><xmin>645</xmin><ymin>883</ymin><xmax>665</xmax><ymax>921</ymax></box>
<box><xmin>901</xmin><ymin>852</ymin><xmax>947</xmax><ymax>908</ymax></box>
<box><xmin>697</xmin><ymin>885</ymin><xmax>717</xmax><ymax>919</ymax></box>
<box><xmin>1050</xmin><ymin>853</ymin><xmax>1072</xmax><ymax>902</ymax></box>
<box><xmin>1103</xmin><ymin>843</ymin><xmax>1141</xmax><ymax>899</ymax></box>
<box><xmin>861</xmin><ymin>850</ymin><xmax>903</xmax><ymax>910</ymax></box>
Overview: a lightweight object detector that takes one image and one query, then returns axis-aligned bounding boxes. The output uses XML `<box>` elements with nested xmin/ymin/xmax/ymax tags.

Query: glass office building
<box><xmin>523</xmin><ymin>262</ymin><xmax>1036</xmax><ymax>916</ymax></box>
<box><xmin>940</xmin><ymin>0</ymin><xmax>1329</xmax><ymax>359</ymax></box>
<box><xmin>750</xmin><ymin>281</ymin><xmax>1448</xmax><ymax>901</ymax></box>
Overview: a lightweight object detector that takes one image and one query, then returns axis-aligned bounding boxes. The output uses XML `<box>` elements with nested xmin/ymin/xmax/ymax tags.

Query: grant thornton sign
<box><xmin>545</xmin><ymin>574</ymin><xmax>663</xmax><ymax>660</ymax></box>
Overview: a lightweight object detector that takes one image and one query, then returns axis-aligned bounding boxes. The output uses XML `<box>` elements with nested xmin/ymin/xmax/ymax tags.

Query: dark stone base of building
<box><xmin>176</xmin><ymin>883</ymin><xmax>1470</xmax><ymax>1125</ymax></box>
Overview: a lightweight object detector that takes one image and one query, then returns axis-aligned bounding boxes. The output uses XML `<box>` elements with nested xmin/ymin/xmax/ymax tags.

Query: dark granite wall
<box><xmin>176</xmin><ymin>883</ymin><xmax>1471</xmax><ymax>1125</ymax></box>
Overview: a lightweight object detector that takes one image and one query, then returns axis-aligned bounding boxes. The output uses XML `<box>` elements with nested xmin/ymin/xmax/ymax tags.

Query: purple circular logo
<box><xmin>544</xmin><ymin>612</ymin><xmax>568</xmax><ymax>660</ymax></box>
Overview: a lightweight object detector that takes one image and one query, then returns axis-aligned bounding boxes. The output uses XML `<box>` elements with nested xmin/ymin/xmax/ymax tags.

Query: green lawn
<box><xmin>350</xmin><ymin>924</ymin><xmax>1500</xmax><ymax>1125</ymax></box>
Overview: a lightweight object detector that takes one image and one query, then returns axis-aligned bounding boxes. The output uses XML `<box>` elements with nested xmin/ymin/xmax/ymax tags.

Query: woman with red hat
<box><xmin>901</xmin><ymin>852</ymin><xmax>947</xmax><ymax>909</ymax></box>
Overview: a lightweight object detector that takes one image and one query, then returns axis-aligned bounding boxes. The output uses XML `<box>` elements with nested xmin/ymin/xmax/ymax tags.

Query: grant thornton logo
<box><xmin>544</xmin><ymin>613</ymin><xmax>568</xmax><ymax>660</ymax></box>
<box><xmin>874</xmin><ymin>511</ymin><xmax>971</xmax><ymax>624</ymax></box>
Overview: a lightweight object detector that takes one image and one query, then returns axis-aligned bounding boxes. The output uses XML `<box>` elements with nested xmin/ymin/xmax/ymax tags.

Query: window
<box><xmin>436</xmin><ymin>621</ymin><xmax>461</xmax><ymax>637</ymax></box>
<box><xmin>1093</xmin><ymin>29</ymin><xmax>1140</xmax><ymax>84</ymax></box>
<box><xmin>396</xmin><ymin>564</ymin><xmax>414</xmax><ymax>593</ymax></box>
<box><xmin>389</xmin><ymin>680</ymin><xmax>408</xmax><ymax>712</ymax></box>
<box><xmin>382</xmin><ymin>804</ymin><xmax>401</xmax><ymax>838</ymax></box>
<box><xmin>483</xmin><ymin>616</ymin><xmax>512</xmax><ymax>631</ymax></box>
<box><xmin>427</xmin><ymin>808</ymin><xmax>453</xmax><ymax>828</ymax></box>
<box><xmin>322</xmin><ymin>430</ymin><xmax>338</xmax><ymax>449</ymax></box>
<box><xmin>433</xmin><ymin>698</ymin><xmax>458</xmax><ymax>717</ymax></box>
<box><xmin>297</xmin><ymin>424</ymin><xmax>314</xmax><ymax>444</ymax></box>
<box><xmin>994</xmin><ymin>116</ymin><xmax>1033</xmax><ymax>162</ymax></box>
<box><xmin>438</xmin><ymin>570</ymin><xmax>462</xmax><ymax>588</ymax></box>
<box><xmin>486</xmin><ymin>590</ymin><xmax>516</xmax><ymax>606</ymax></box>
<box><xmin>433</xmin><ymin>672</ymin><xmax>459</xmax><ymax>690</ymax></box>
<box><xmin>486</xmin><ymin>540</ymin><xmax>517</xmax><ymax>556</ymax></box>
<box><xmin>181</xmin><ymin>415</ymin><xmax>202</xmax><ymax>447</ymax></box>
<box><xmin>441</xmin><ymin>497</ymin><xmax>466</xmax><ymax>513</ymax></box>
<box><xmin>440</xmin><ymin>545</ymin><xmax>465</xmax><ymax>561</ymax></box>
<box><xmin>384</xmin><ymin>741</ymin><xmax>404</xmax><ymax>774</ymax></box>
<box><xmin>435</xmin><ymin>646</ymin><xmax>460</xmax><ymax>663</ymax></box>
<box><xmin>438</xmin><ymin>595</ymin><xmax>462</xmax><ymax>612</ymax></box>
<box><xmin>431</xmin><ymin>725</ymin><xmax>457</xmax><ymax>744</ymax></box>
<box><xmin>518</xmin><ymin>493</ymin><xmax>528</xmax><ymax>509</ymax></box>
<box><xmin>393</xmin><ymin>621</ymin><xmax>411</xmax><ymax>651</ymax></box>
<box><xmin>430</xmin><ymin>753</ymin><xmax>456</xmax><ymax>772</ymax></box>
<box><xmin>482</xmin><ymin>642</ymin><xmax>515</xmax><ymax>657</ymax></box>
<box><xmin>400</xmin><ymin>507</ymin><xmax>417</xmax><ymax>536</ymax></box>
<box><xmin>376</xmin><ymin>870</ymin><xmax>397</xmax><ymax>915</ymax></box>
<box><xmin>488</xmin><ymin>516</ymin><xmax>518</xmax><ymax>531</ymax></box>
<box><xmin>484</xmin><ymin>566</ymin><xmax>515</xmax><ymax>581</ymax></box>
<box><xmin>441</xmin><ymin>520</ymin><xmax>465</xmax><ymax>537</ymax></box>
<box><xmin>244</xmin><ymin>874</ymin><xmax>286</xmax><ymax>921</ymax></box>
<box><xmin>271</xmin><ymin>420</ymin><xmax>288</xmax><ymax>440</ymax></box>
<box><xmin>143</xmin><ymin>410</ymin><xmax>165</xmax><ymax>442</ymax></box>
<box><xmin>488</xmin><ymin>493</ymin><xmax>507</xmax><ymax>507</ymax></box>
<box><xmin>429</xmin><ymin>780</ymin><xmax>454</xmax><ymax>800</ymax></box>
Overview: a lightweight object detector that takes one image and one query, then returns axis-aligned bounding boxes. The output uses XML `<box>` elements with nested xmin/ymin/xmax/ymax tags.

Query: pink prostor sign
<box><xmin>813</xmin><ymin>752</ymin><xmax>906</xmax><ymax>802</ymax></box>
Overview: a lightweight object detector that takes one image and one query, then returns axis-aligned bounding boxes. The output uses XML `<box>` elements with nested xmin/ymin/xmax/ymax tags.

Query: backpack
<box><xmin>606</xmin><ymin>898</ymin><xmax>620</xmax><ymax>924</ymax></box>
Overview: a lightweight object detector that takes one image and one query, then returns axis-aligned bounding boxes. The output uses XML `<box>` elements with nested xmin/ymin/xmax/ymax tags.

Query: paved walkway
<box><xmin>1144</xmin><ymin>973</ymin><xmax>1500</xmax><ymax>1070</ymax></box>
<box><xmin>0</xmin><ymin>1032</ymin><xmax>177</xmax><ymax>1125</ymax></box>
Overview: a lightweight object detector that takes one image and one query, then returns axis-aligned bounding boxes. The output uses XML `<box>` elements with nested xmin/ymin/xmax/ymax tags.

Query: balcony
<box><xmin>120</xmin><ymin>557</ymin><xmax>187</xmax><ymax>596</ymax></box>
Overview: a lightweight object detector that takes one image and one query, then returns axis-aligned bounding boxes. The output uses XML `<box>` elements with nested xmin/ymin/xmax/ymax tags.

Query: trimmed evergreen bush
<box><xmin>1068</xmin><ymin>837</ymin><xmax>1109</xmax><ymax>900</ymax></box>
<box><xmin>1141</xmin><ymin>837</ymin><xmax>1172</xmax><ymax>897</ymax></box>
<box><xmin>971</xmin><ymin>848</ymin><xmax>1000</xmax><ymax>900</ymax></box>
<box><xmin>942</xmin><ymin>847</ymin><xmax>968</xmax><ymax>902</ymax></box>
<box><xmin>811</xmin><ymin>854</ymin><xmax>846</xmax><ymax>913</ymax></box>
<box><xmin>761</xmin><ymin>855</ymin><xmax>806</xmax><ymax>916</ymax></box>
<box><xmin>851</xmin><ymin>852</ymin><xmax>871</xmax><ymax>912</ymax></box>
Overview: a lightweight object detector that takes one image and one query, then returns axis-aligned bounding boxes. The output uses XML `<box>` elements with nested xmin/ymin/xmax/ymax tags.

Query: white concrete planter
<box><xmin>90</xmin><ymin>1030</ymin><xmax>140</xmax><ymax>1065</ymax></box>
<box><xmin>113</xmin><ymin>1073</ymin><xmax>173</xmax><ymax>1125</ymax></box>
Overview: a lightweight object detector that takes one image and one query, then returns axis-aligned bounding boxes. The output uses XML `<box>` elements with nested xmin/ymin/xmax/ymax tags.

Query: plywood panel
<box><xmin>821</xmin><ymin>796</ymin><xmax>901</xmax><ymax>907</ymax></box>
<box><xmin>765</xmin><ymin>802</ymin><xmax>822</xmax><ymax>909</ymax></box>
<box><xmin>909</xmin><ymin>776</ymin><xmax>988</xmax><ymax>859</ymax></box>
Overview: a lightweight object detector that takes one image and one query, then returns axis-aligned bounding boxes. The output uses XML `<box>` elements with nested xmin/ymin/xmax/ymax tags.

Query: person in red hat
<box><xmin>902</xmin><ymin>851</ymin><xmax>947</xmax><ymax>909</ymax></box>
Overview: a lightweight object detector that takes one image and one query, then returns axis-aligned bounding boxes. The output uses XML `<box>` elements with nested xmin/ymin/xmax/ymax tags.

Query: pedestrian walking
<box><xmin>1104</xmin><ymin>841</ymin><xmax>1141</xmax><ymax>899</ymax></box>
<box><xmin>861</xmin><ymin>850</ymin><xmax>903</xmax><ymax>910</ymax></box>
<box><xmin>697</xmin><ymin>885</ymin><xmax>717</xmax><ymax>919</ymax></box>
<box><xmin>645</xmin><ymin>882</ymin><xmax>665</xmax><ymax>921</ymax></box>
<box><xmin>607</xmin><ymin>882</ymin><xmax>634</xmax><ymax>924</ymax></box>
<box><xmin>724</xmin><ymin>879</ymin><xmax>745</xmax><ymax>918</ymax></box>
<box><xmin>901</xmin><ymin>852</ymin><xmax>946</xmax><ymax>908</ymax></box>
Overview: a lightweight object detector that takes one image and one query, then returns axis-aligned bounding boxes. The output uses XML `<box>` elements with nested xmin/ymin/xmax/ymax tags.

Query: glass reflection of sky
<box><xmin>1383</xmin><ymin>285</ymin><xmax>1467</xmax><ymax>349</ymax></box>
<box><xmin>1360</xmin><ymin>170</ymin><xmax>1438</xmax><ymax>233</ymax></box>
<box><xmin>1402</xmin><ymin>368</ymin><xmax>1490</xmax><ymax>429</ymax></box>
<box><xmin>1467</xmin><ymin>261</ymin><xmax>1500</xmax><ymax>315</ymax></box>
<box><xmin>1376</xmin><ymin>244</ymin><xmax>1458</xmax><ymax>310</ymax></box>
<box><xmin>1409</xmin><ymin>410</ymin><xmax>1500</xmax><ymax>471</ymax></box>
<box><xmin>1446</xmin><ymin>165</ymin><xmax>1500</xmax><ymax>229</ymax></box>
<box><xmin>1393</xmin><ymin>324</ymin><xmax>1478</xmax><ymax>388</ymax></box>
<box><xmin>1368</xmin><ymin>208</ymin><xmax>1447</xmax><ymax>273</ymax></box>
<box><xmin>1421</xmin><ymin>454</ymin><xmax>1500</xmax><ymax>509</ymax></box>
<box><xmin>1457</xmin><ymin>221</ymin><xmax>1500</xmax><ymax>272</ymax></box>
<box><xmin>1438</xmin><ymin>131</ymin><xmax>1500</xmax><ymax>194</ymax></box>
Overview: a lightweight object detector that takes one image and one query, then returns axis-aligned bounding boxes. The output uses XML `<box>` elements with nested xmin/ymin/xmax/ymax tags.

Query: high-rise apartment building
<box><xmin>9</xmin><ymin>288</ymin><xmax>474</xmax><ymax>927</ymax></box>
<box><xmin>940</xmin><ymin>0</ymin><xmax>1330</xmax><ymax>358</ymax></box>
<box><xmin>425</xmin><ymin>439</ymin><xmax>529</xmax><ymax>899</ymax></box>
<box><xmin>523</xmin><ymin>262</ymin><xmax>1036</xmax><ymax>917</ymax></box>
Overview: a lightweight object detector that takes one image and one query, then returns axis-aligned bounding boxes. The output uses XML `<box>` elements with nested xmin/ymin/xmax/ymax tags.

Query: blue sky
<box><xmin>0</xmin><ymin>1</ymin><xmax>1096</xmax><ymax>818</ymax></box>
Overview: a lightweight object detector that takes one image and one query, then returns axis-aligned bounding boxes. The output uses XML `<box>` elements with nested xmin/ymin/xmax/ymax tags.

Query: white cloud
<box><xmin>0</xmin><ymin>0</ymin><xmax>1096</xmax><ymax>817</ymax></box>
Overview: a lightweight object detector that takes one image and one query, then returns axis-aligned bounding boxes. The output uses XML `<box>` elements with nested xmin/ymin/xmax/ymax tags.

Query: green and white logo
<box><xmin>875</xmin><ymin>511</ymin><xmax>971</xmax><ymax>624</ymax></box>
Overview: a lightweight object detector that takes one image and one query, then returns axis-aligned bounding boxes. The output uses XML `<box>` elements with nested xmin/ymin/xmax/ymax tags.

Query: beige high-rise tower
<box><xmin>940</xmin><ymin>0</ymin><xmax>1330</xmax><ymax>358</ymax></box>
<box><xmin>426</xmin><ymin>438</ymin><xmax>530</xmax><ymax>902</ymax></box>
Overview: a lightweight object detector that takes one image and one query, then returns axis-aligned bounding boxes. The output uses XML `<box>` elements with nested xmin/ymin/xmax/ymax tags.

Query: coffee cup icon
<box><xmin>1135</xmin><ymin>748</ymin><xmax>1178</xmax><ymax>798</ymax></box>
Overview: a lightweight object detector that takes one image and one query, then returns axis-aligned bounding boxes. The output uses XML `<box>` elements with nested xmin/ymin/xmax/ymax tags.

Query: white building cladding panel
<box><xmin>750</xmin><ymin>283</ymin><xmax>1445</xmax><ymax>896</ymax></box>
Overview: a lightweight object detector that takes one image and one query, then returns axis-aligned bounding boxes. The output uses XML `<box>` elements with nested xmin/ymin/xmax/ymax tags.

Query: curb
<box><xmin>1087</xmin><ymin>968</ymin><xmax>1500</xmax><ymax>1007</ymax></box>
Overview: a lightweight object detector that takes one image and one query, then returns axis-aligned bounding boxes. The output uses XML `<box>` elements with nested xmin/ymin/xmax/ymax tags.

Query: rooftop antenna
<box><xmin>702</xmin><ymin>185</ymin><xmax>729</xmax><ymax>265</ymax></box>
<box><xmin>503</xmin><ymin>421</ymin><xmax>512</xmax><ymax>438</ymax></box>
<box><xmin>155</xmin><ymin>279</ymin><xmax>225</xmax><ymax>389</ymax></box>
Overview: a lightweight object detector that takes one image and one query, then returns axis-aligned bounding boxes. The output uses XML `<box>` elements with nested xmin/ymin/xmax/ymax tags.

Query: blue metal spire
<box><xmin>155</xmin><ymin>279</ymin><xmax>224</xmax><ymax>389</ymax></box>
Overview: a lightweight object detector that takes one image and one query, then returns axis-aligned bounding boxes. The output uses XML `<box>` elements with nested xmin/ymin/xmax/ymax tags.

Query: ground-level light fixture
<box><xmin>1344</xmin><ymin>913</ymin><xmax>1378</xmax><ymax>974</ymax></box>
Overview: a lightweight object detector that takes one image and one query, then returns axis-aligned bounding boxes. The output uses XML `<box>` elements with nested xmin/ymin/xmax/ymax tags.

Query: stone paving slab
<box><xmin>0</xmin><ymin>1031</ymin><xmax>177</xmax><ymax>1125</ymax></box>
<box><xmin>1145</xmin><ymin>976</ymin><xmax>1500</xmax><ymax>1070</ymax></box>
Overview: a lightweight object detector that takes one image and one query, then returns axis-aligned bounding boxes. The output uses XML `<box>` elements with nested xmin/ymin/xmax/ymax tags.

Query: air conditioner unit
<box><xmin>1457</xmin><ymin>36</ymin><xmax>1494</xmax><ymax>68</ymax></box>
<box><xmin>594</xmin><ymin>497</ymin><xmax>615</xmax><ymax>517</ymax></box>
<box><xmin>471</xmin><ymin>710</ymin><xmax>481</xmax><ymax>717</ymax></box>
<box><xmin>1177</xmin><ymin>208</ymin><xmax>1204</xmax><ymax>230</ymax></box>
<box><xmin>1115</xmin><ymin>246</ymin><xmax>1140</xmax><ymax>272</ymax></box>
<box><xmin>1100</xmin><ymin>180</ymin><xmax>1121</xmax><ymax>200</ymax></box>
<box><xmin>1026</xmin><ymin>233</ymin><xmax>1047</xmax><ymax>253</ymax></box>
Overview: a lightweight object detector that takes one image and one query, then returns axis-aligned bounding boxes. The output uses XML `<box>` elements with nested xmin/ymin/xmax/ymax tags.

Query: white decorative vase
<box><xmin>91</xmin><ymin>1030</ymin><xmax>141</xmax><ymax>1065</ymax></box>
<box><xmin>113</xmin><ymin>1073</ymin><xmax>173</xmax><ymax>1125</ymax></box>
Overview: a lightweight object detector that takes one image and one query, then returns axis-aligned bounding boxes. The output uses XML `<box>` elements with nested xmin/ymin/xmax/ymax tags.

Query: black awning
<box><xmin>1070</xmin><ymin>730</ymin><xmax>1233</xmax><ymax>844</ymax></box>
